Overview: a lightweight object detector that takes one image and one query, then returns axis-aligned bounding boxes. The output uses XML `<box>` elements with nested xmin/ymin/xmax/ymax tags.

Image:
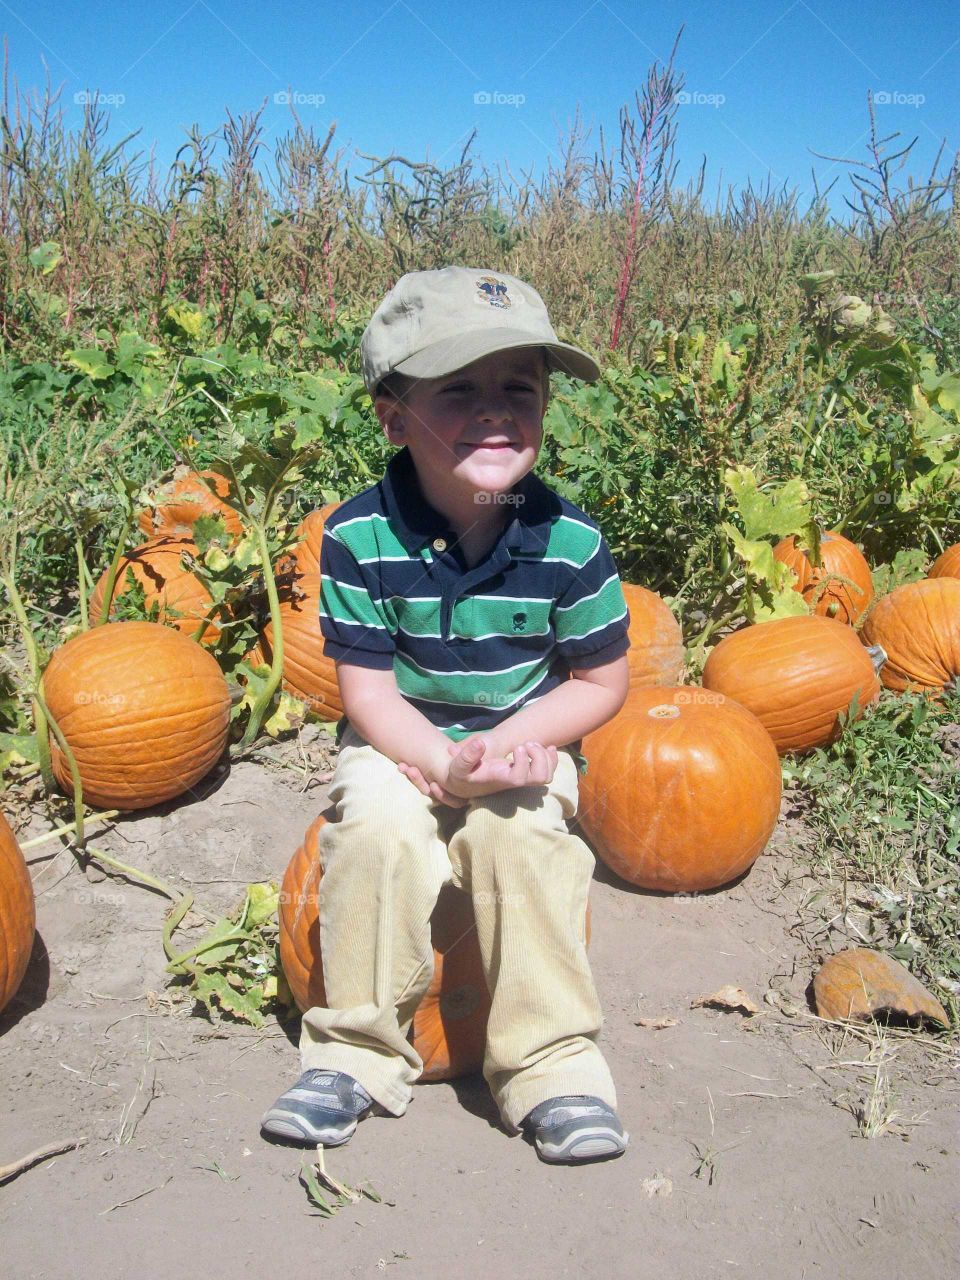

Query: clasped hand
<box><xmin>397</xmin><ymin>736</ymin><xmax>559</xmax><ymax>809</ymax></box>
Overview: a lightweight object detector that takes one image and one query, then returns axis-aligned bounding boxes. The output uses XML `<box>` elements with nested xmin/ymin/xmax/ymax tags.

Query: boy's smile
<box><xmin>375</xmin><ymin>348</ymin><xmax>548</xmax><ymax>536</ymax></box>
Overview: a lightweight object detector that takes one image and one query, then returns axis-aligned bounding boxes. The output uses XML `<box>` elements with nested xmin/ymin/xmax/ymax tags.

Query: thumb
<box><xmin>450</xmin><ymin>736</ymin><xmax>485</xmax><ymax>773</ymax></box>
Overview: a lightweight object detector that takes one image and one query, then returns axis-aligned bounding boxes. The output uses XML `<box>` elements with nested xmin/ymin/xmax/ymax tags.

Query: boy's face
<box><xmin>375</xmin><ymin>348</ymin><xmax>548</xmax><ymax>504</ymax></box>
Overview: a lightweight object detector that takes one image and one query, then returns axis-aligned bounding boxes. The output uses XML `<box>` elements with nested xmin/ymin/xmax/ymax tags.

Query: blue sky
<box><xmin>3</xmin><ymin>1</ymin><xmax>957</xmax><ymax>211</ymax></box>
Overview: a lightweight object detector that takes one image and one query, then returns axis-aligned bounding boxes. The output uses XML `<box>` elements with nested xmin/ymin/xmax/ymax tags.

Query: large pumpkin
<box><xmin>701</xmin><ymin>615</ymin><xmax>883</xmax><ymax>754</ymax></box>
<box><xmin>578</xmin><ymin>687</ymin><xmax>781</xmax><ymax>891</ymax></box>
<box><xmin>772</xmin><ymin>530</ymin><xmax>874</xmax><ymax>624</ymax></box>
<box><xmin>44</xmin><ymin>620</ymin><xmax>231</xmax><ymax>810</ymax></box>
<box><xmin>860</xmin><ymin>578</ymin><xmax>960</xmax><ymax>693</ymax></box>
<box><xmin>928</xmin><ymin>544</ymin><xmax>960</xmax><ymax>580</ymax></box>
<box><xmin>279</xmin><ymin>813</ymin><xmax>591</xmax><ymax>1081</ymax></box>
<box><xmin>621</xmin><ymin>583</ymin><xmax>685</xmax><ymax>690</ymax></box>
<box><xmin>254</xmin><ymin>505</ymin><xmax>344</xmax><ymax>720</ymax></box>
<box><xmin>89</xmin><ymin>535</ymin><xmax>223</xmax><ymax>645</ymax></box>
<box><xmin>138</xmin><ymin>469</ymin><xmax>243</xmax><ymax>540</ymax></box>
<box><xmin>0</xmin><ymin>813</ymin><xmax>35</xmax><ymax>1018</ymax></box>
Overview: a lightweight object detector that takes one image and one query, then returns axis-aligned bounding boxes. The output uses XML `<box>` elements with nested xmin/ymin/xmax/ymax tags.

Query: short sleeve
<box><xmin>552</xmin><ymin>527</ymin><xmax>631</xmax><ymax>669</ymax></box>
<box><xmin>319</xmin><ymin>525</ymin><xmax>396</xmax><ymax>670</ymax></box>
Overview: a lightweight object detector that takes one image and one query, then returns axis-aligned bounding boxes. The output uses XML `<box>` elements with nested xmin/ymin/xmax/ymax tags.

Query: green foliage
<box><xmin>165</xmin><ymin>881</ymin><xmax>285</xmax><ymax>1029</ymax></box>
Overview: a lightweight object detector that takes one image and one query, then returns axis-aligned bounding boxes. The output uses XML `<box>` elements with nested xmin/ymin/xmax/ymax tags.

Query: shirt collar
<box><xmin>381</xmin><ymin>445</ymin><xmax>558</xmax><ymax>558</ymax></box>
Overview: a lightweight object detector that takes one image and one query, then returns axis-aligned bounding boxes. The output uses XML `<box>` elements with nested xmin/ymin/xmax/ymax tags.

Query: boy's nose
<box><xmin>476</xmin><ymin>393</ymin><xmax>513</xmax><ymax>422</ymax></box>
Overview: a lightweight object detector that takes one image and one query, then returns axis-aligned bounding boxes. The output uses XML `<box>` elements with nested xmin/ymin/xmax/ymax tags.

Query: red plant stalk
<box><xmin>608</xmin><ymin>107</ymin><xmax>660</xmax><ymax>353</ymax></box>
<box><xmin>323</xmin><ymin>234</ymin><xmax>336</xmax><ymax>324</ymax></box>
<box><xmin>158</xmin><ymin>213</ymin><xmax>178</xmax><ymax>299</ymax></box>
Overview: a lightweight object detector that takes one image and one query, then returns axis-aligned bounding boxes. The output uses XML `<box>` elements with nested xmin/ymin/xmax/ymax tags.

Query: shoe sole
<box><xmin>535</xmin><ymin>1126</ymin><xmax>629</xmax><ymax>1164</ymax></box>
<box><xmin>260</xmin><ymin>1108</ymin><xmax>359</xmax><ymax>1146</ymax></box>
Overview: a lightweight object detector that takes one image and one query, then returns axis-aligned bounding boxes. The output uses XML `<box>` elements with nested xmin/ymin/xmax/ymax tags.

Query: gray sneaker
<box><xmin>522</xmin><ymin>1095</ymin><xmax>628</xmax><ymax>1164</ymax></box>
<box><xmin>260</xmin><ymin>1069</ymin><xmax>378</xmax><ymax>1146</ymax></box>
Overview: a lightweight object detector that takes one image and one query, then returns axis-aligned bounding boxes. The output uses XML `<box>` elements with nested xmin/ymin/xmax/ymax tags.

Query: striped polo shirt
<box><xmin>318</xmin><ymin>445</ymin><xmax>631</xmax><ymax>751</ymax></box>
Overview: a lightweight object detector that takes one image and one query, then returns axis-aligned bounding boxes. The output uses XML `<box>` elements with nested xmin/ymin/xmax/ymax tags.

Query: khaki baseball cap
<box><xmin>360</xmin><ymin>266</ymin><xmax>601</xmax><ymax>395</ymax></box>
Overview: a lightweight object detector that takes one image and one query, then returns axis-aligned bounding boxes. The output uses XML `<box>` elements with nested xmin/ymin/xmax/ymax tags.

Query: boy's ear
<box><xmin>375</xmin><ymin>395</ymin><xmax>405</xmax><ymax>443</ymax></box>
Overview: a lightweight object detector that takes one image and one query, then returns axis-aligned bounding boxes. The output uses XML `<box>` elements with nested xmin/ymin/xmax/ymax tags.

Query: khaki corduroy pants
<box><xmin>298</xmin><ymin>723</ymin><xmax>616</xmax><ymax>1133</ymax></box>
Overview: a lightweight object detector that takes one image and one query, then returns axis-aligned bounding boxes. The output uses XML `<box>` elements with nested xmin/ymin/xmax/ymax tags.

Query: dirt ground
<box><xmin>2</xmin><ymin>724</ymin><xmax>958</xmax><ymax>1280</ymax></box>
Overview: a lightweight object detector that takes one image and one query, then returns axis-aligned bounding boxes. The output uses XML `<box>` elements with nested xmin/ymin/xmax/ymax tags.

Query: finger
<box><xmin>523</xmin><ymin>740</ymin><xmax>550</xmax><ymax>783</ymax></box>
<box><xmin>508</xmin><ymin>742</ymin><xmax>530</xmax><ymax>785</ymax></box>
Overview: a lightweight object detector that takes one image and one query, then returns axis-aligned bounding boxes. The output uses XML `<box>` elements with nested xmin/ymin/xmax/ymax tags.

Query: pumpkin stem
<box><xmin>92</xmin><ymin>516</ymin><xmax>133</xmax><ymax>626</ymax></box>
<box><xmin>32</xmin><ymin>681</ymin><xmax>85</xmax><ymax>844</ymax></box>
<box><xmin>865</xmin><ymin>643</ymin><xmax>887</xmax><ymax>676</ymax></box>
<box><xmin>75</xmin><ymin>536</ymin><xmax>93</xmax><ymax>630</ymax></box>
<box><xmin>236</xmin><ymin>518</ymin><xmax>284</xmax><ymax>750</ymax></box>
<box><xmin>0</xmin><ymin>569</ymin><xmax>57</xmax><ymax>793</ymax></box>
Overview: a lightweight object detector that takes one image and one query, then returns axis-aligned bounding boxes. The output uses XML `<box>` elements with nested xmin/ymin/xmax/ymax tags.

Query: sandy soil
<box><xmin>2</xmin><ymin>725</ymin><xmax>958</xmax><ymax>1280</ymax></box>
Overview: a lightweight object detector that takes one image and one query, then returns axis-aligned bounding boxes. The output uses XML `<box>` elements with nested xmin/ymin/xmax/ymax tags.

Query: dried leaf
<box><xmin>691</xmin><ymin>985</ymin><xmax>760</xmax><ymax>1015</ymax></box>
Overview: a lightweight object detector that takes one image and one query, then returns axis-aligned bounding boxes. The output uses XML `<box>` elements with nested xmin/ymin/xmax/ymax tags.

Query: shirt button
<box><xmin>432</xmin><ymin>537</ymin><xmax>447</xmax><ymax>552</ymax></box>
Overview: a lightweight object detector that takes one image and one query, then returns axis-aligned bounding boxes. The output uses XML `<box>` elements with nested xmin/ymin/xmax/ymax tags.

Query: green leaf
<box><xmin>0</xmin><ymin>731</ymin><xmax>40</xmax><ymax>765</ymax></box>
<box><xmin>166</xmin><ymin>303</ymin><xmax>205</xmax><ymax>339</ymax></box>
<box><xmin>194</xmin><ymin>916</ymin><xmax>246</xmax><ymax>966</ymax></box>
<box><xmin>722</xmin><ymin>524</ymin><xmax>810</xmax><ymax>622</ymax></box>
<box><xmin>724</xmin><ymin>467</ymin><xmax>813</xmax><ymax>541</ymax></box>
<box><xmin>193</xmin><ymin>971</ymin><xmax>265</xmax><ymax>1026</ymax></box>
<box><xmin>245</xmin><ymin>881</ymin><xmax>280</xmax><ymax>929</ymax></box>
<box><xmin>65</xmin><ymin>348</ymin><xmax>114</xmax><ymax>381</ymax></box>
<box><xmin>29</xmin><ymin>241</ymin><xmax>63</xmax><ymax>274</ymax></box>
<box><xmin>264</xmin><ymin>690</ymin><xmax>307</xmax><ymax>737</ymax></box>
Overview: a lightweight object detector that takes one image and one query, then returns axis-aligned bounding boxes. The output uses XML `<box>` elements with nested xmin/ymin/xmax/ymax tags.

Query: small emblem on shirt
<box><xmin>512</xmin><ymin>612</ymin><xmax>527</xmax><ymax>632</ymax></box>
<box><xmin>474</xmin><ymin>275</ymin><xmax>515</xmax><ymax>309</ymax></box>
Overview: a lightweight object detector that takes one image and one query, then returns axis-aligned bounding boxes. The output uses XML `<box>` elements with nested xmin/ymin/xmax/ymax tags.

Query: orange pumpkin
<box><xmin>860</xmin><ymin>578</ymin><xmax>960</xmax><ymax>693</ymax></box>
<box><xmin>44</xmin><ymin>620</ymin><xmax>231</xmax><ymax>810</ymax></box>
<box><xmin>701</xmin><ymin>615</ymin><xmax>883</xmax><ymax>754</ymax></box>
<box><xmin>772</xmin><ymin>530</ymin><xmax>874</xmax><ymax>624</ymax></box>
<box><xmin>621</xmin><ymin>583</ymin><xmax>685</xmax><ymax>690</ymax></box>
<box><xmin>928</xmin><ymin>543</ymin><xmax>960</xmax><ymax>580</ymax></box>
<box><xmin>0</xmin><ymin>812</ymin><xmax>35</xmax><ymax>1017</ymax></box>
<box><xmin>138</xmin><ymin>468</ymin><xmax>243</xmax><ymax>540</ymax></box>
<box><xmin>578</xmin><ymin>687</ymin><xmax>781</xmax><ymax>891</ymax></box>
<box><xmin>89</xmin><ymin>535</ymin><xmax>223</xmax><ymax>645</ymax></box>
<box><xmin>255</xmin><ymin>505</ymin><xmax>344</xmax><ymax>720</ymax></box>
<box><xmin>279</xmin><ymin>813</ymin><xmax>591</xmax><ymax>1081</ymax></box>
<box><xmin>287</xmin><ymin>504</ymin><xmax>342</xmax><ymax>577</ymax></box>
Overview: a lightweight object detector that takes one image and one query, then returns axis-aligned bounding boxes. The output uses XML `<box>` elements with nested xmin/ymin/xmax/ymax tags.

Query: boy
<box><xmin>261</xmin><ymin>267</ymin><xmax>631</xmax><ymax>1164</ymax></box>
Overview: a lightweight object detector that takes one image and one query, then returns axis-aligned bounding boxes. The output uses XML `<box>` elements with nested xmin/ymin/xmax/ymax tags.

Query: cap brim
<box><xmin>391</xmin><ymin>328</ymin><xmax>601</xmax><ymax>385</ymax></box>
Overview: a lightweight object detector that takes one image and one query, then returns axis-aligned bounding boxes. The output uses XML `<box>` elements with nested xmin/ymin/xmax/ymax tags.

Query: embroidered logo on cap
<box><xmin>474</xmin><ymin>275</ymin><xmax>521</xmax><ymax>309</ymax></box>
